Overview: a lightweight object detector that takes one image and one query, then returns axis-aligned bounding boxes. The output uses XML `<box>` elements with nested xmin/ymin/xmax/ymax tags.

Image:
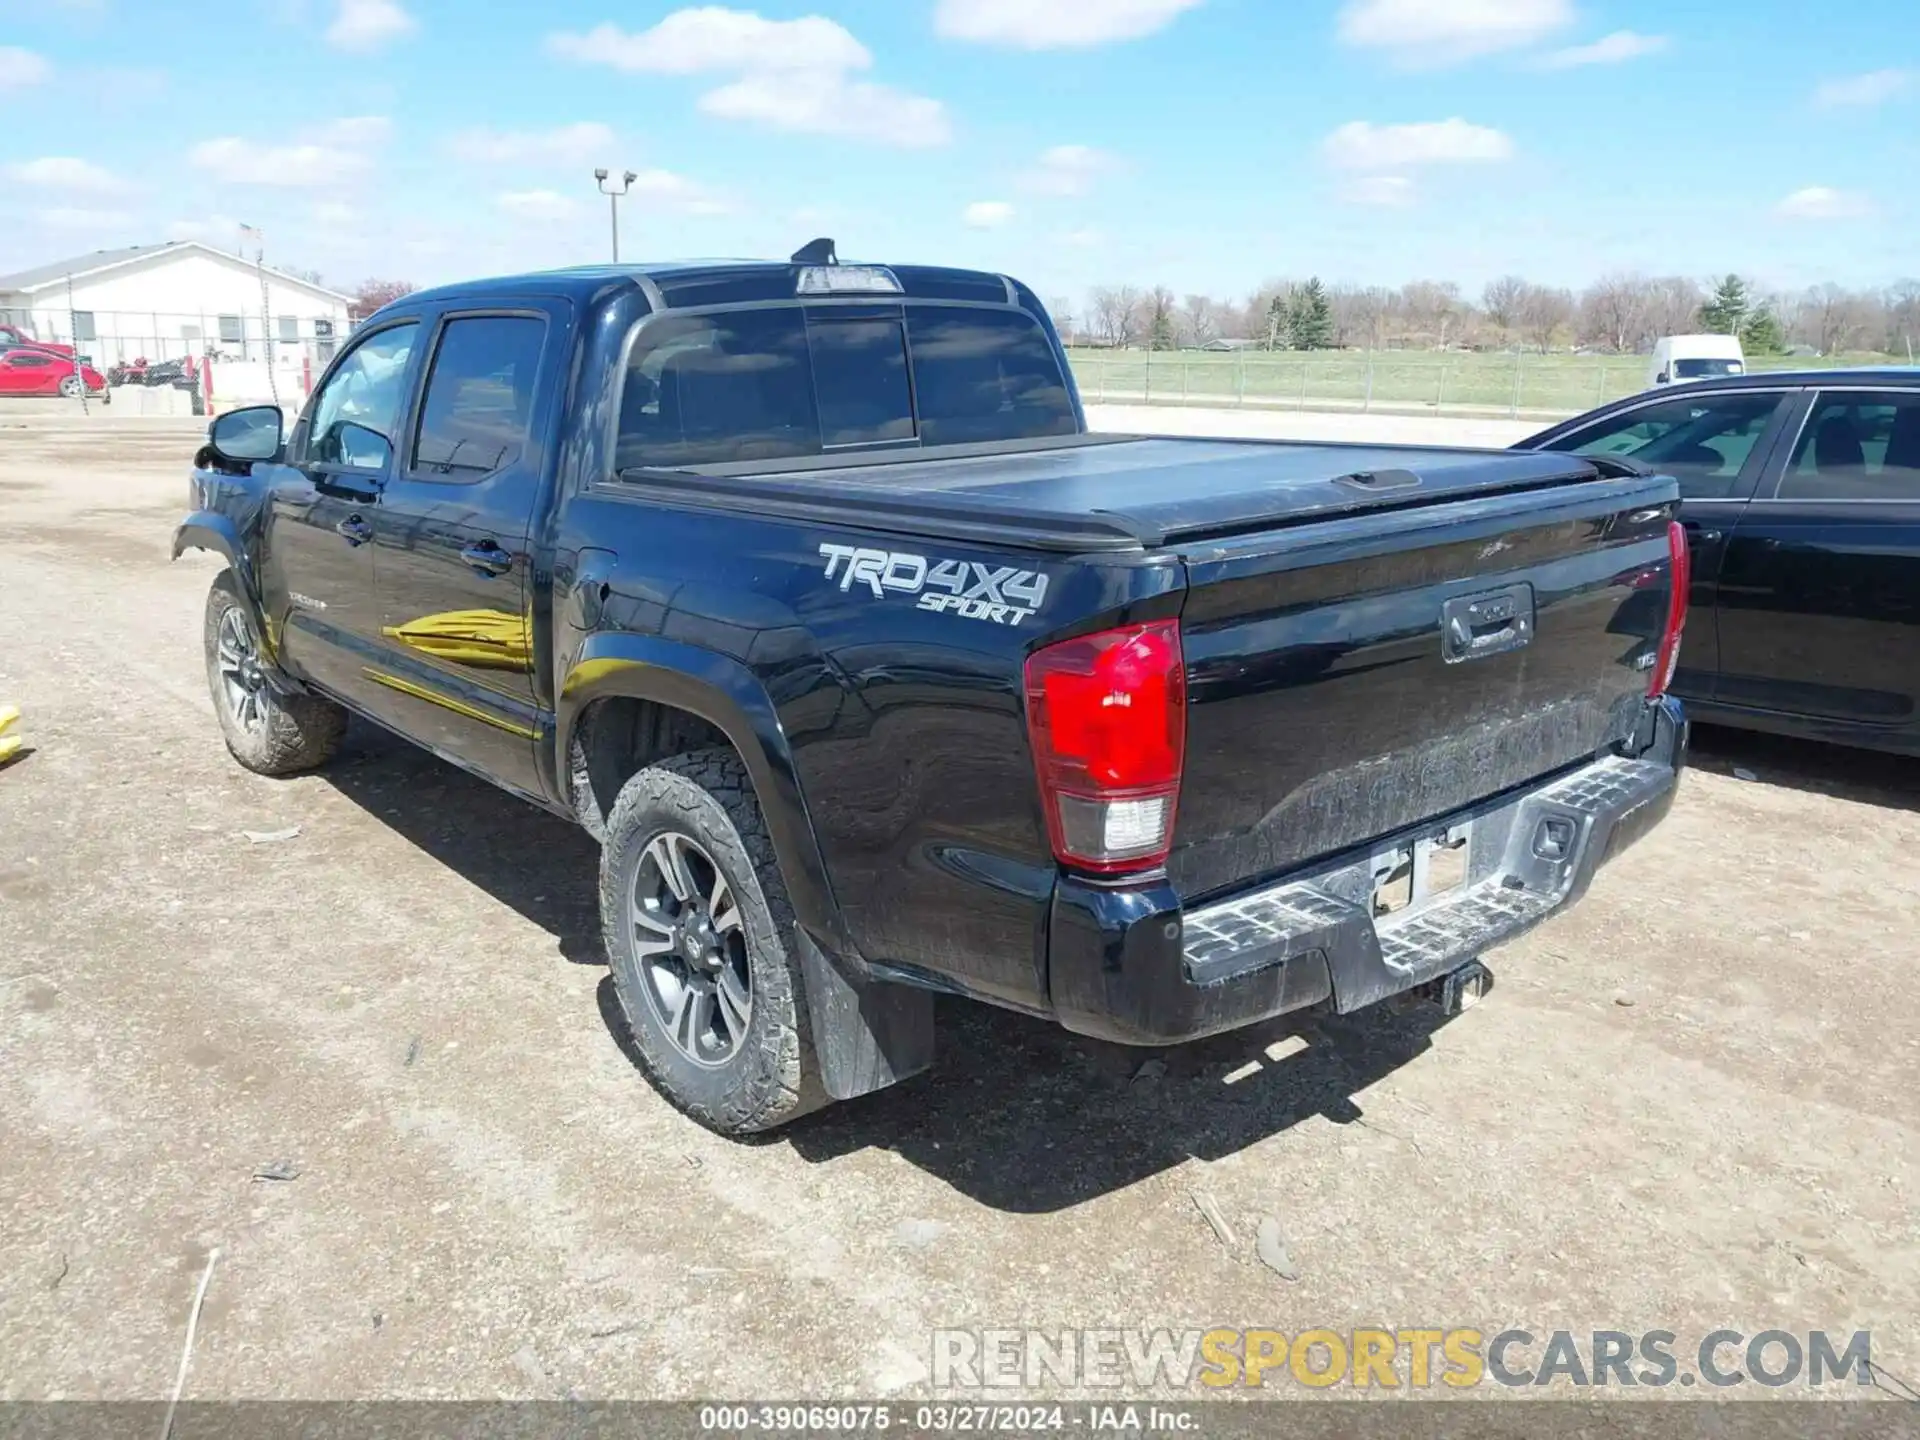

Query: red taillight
<box><xmin>1024</xmin><ymin>619</ymin><xmax>1186</xmax><ymax>874</ymax></box>
<box><xmin>1649</xmin><ymin>520</ymin><xmax>1690</xmax><ymax>697</ymax></box>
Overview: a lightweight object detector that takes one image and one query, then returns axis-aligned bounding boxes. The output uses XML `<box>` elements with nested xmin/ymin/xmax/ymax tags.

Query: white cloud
<box><xmin>0</xmin><ymin>45</ymin><xmax>51</xmax><ymax>90</ymax></box>
<box><xmin>497</xmin><ymin>189</ymin><xmax>578</xmax><ymax>221</ymax></box>
<box><xmin>4</xmin><ymin>156</ymin><xmax>122</xmax><ymax>192</ymax></box>
<box><xmin>37</xmin><ymin>206</ymin><xmax>133</xmax><ymax>230</ymax></box>
<box><xmin>1323</xmin><ymin>118</ymin><xmax>1512</xmax><ymax>170</ymax></box>
<box><xmin>963</xmin><ymin>200</ymin><xmax>1014</xmax><ymax>228</ymax></box>
<box><xmin>1812</xmin><ymin>69</ymin><xmax>1912</xmax><ymax>108</ymax></box>
<box><xmin>189</xmin><ymin>116</ymin><xmax>389</xmax><ymax>186</ymax></box>
<box><xmin>1536</xmin><ymin>30</ymin><xmax>1667</xmax><ymax>69</ymax></box>
<box><xmin>934</xmin><ymin>0</ymin><xmax>1203</xmax><ymax>48</ymax></box>
<box><xmin>549</xmin><ymin>11</ymin><xmax>869</xmax><ymax>72</ymax></box>
<box><xmin>1775</xmin><ymin>186</ymin><xmax>1875</xmax><ymax>220</ymax></box>
<box><xmin>1055</xmin><ymin>226</ymin><xmax>1104</xmax><ymax>248</ymax></box>
<box><xmin>316</xmin><ymin>115</ymin><xmax>391</xmax><ymax>146</ymax></box>
<box><xmin>549</xmin><ymin>8</ymin><xmax>948</xmax><ymax>147</ymax></box>
<box><xmin>1018</xmin><ymin>144</ymin><xmax>1121</xmax><ymax>196</ymax></box>
<box><xmin>449</xmin><ymin>122</ymin><xmax>618</xmax><ymax>165</ymax></box>
<box><xmin>628</xmin><ymin>168</ymin><xmax>734</xmax><ymax>215</ymax></box>
<box><xmin>699</xmin><ymin>70</ymin><xmax>950</xmax><ymax>146</ymax></box>
<box><xmin>1338</xmin><ymin>0</ymin><xmax>1572</xmax><ymax>67</ymax></box>
<box><xmin>1339</xmin><ymin>174</ymin><xmax>1415</xmax><ymax>206</ymax></box>
<box><xmin>326</xmin><ymin>0</ymin><xmax>416</xmax><ymax>52</ymax></box>
<box><xmin>312</xmin><ymin>200</ymin><xmax>357</xmax><ymax>226</ymax></box>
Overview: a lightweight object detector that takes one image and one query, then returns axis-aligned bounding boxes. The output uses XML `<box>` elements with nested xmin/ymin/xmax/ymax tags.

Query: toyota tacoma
<box><xmin>176</xmin><ymin>244</ymin><xmax>1688</xmax><ymax>1134</ymax></box>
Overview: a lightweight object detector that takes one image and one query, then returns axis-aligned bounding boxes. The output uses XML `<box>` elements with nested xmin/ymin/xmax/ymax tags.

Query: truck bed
<box><xmin>613</xmin><ymin>436</ymin><xmax>1618</xmax><ymax>553</ymax></box>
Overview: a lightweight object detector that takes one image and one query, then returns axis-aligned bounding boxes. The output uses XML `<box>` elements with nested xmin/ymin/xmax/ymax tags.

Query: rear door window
<box><xmin>1778</xmin><ymin>391</ymin><xmax>1920</xmax><ymax>500</ymax></box>
<box><xmin>1545</xmin><ymin>391</ymin><xmax>1784</xmax><ymax>500</ymax></box>
<box><xmin>908</xmin><ymin>307</ymin><xmax>1076</xmax><ymax>446</ymax></box>
<box><xmin>411</xmin><ymin>315</ymin><xmax>546</xmax><ymax>478</ymax></box>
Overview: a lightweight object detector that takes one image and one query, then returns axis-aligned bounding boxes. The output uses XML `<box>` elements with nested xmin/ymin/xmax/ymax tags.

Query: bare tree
<box><xmin>1088</xmin><ymin>285</ymin><xmax>1144</xmax><ymax>348</ymax></box>
<box><xmin>1482</xmin><ymin>275</ymin><xmax>1526</xmax><ymax>341</ymax></box>
<box><xmin>1048</xmin><ymin>295</ymin><xmax>1076</xmax><ymax>343</ymax></box>
<box><xmin>1644</xmin><ymin>276</ymin><xmax>1705</xmax><ymax>348</ymax></box>
<box><xmin>1797</xmin><ymin>283</ymin><xmax>1877</xmax><ymax>356</ymax></box>
<box><xmin>1579</xmin><ymin>273</ymin><xmax>1654</xmax><ymax>354</ymax></box>
<box><xmin>1329</xmin><ymin>285</ymin><xmax>1393</xmax><ymax>350</ymax></box>
<box><xmin>1179</xmin><ymin>294</ymin><xmax>1220</xmax><ymax>347</ymax></box>
<box><xmin>350</xmin><ymin>278</ymin><xmax>416</xmax><ymax>321</ymax></box>
<box><xmin>1885</xmin><ymin>280</ymin><xmax>1920</xmax><ymax>360</ymax></box>
<box><xmin>1400</xmin><ymin>280</ymin><xmax>1464</xmax><ymax>349</ymax></box>
<box><xmin>1518</xmin><ymin>284</ymin><xmax>1575</xmax><ymax>353</ymax></box>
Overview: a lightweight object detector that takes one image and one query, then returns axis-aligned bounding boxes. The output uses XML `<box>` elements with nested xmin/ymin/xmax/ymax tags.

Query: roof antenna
<box><xmin>790</xmin><ymin>237</ymin><xmax>836</xmax><ymax>265</ymax></box>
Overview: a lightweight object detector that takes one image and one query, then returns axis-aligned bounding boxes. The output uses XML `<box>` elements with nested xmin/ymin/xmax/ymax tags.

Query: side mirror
<box><xmin>1655</xmin><ymin>370</ymin><xmax>1670</xmax><ymax>385</ymax></box>
<box><xmin>208</xmin><ymin>405</ymin><xmax>284</xmax><ymax>465</ymax></box>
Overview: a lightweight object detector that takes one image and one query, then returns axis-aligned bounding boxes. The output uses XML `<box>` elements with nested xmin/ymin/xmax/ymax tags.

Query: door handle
<box><xmin>460</xmin><ymin>540</ymin><xmax>514</xmax><ymax>577</ymax></box>
<box><xmin>1682</xmin><ymin>521</ymin><xmax>1723</xmax><ymax>545</ymax></box>
<box><xmin>335</xmin><ymin>515</ymin><xmax>372</xmax><ymax>545</ymax></box>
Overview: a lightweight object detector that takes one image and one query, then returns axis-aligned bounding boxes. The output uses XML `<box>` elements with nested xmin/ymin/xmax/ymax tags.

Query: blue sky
<box><xmin>2</xmin><ymin>0</ymin><xmax>1915</xmax><ymax>304</ymax></box>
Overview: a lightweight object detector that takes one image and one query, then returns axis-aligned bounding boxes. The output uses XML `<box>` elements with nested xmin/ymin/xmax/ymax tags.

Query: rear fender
<box><xmin>558</xmin><ymin>631</ymin><xmax>853</xmax><ymax>959</ymax></box>
<box><xmin>559</xmin><ymin>632</ymin><xmax>935</xmax><ymax>1100</ymax></box>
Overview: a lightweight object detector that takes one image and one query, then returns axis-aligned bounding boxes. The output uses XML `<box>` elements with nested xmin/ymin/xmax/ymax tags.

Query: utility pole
<box><xmin>594</xmin><ymin>168</ymin><xmax>638</xmax><ymax>263</ymax></box>
<box><xmin>64</xmin><ymin>271</ymin><xmax>88</xmax><ymax>416</ymax></box>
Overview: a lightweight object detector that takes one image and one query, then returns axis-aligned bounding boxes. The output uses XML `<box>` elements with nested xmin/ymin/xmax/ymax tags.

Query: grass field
<box><xmin>1065</xmin><ymin>346</ymin><xmax>1910</xmax><ymax>421</ymax></box>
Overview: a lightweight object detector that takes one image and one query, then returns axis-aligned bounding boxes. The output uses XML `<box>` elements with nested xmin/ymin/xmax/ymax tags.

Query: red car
<box><xmin>0</xmin><ymin>346</ymin><xmax>109</xmax><ymax>399</ymax></box>
<box><xmin>0</xmin><ymin>323</ymin><xmax>75</xmax><ymax>357</ymax></box>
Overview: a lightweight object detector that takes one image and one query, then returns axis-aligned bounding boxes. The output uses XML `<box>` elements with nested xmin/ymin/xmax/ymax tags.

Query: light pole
<box><xmin>594</xmin><ymin>168</ymin><xmax>637</xmax><ymax>263</ymax></box>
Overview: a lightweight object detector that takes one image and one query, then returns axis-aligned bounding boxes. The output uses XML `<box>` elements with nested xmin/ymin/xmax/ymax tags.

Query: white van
<box><xmin>1650</xmin><ymin>334</ymin><xmax>1746</xmax><ymax>388</ymax></box>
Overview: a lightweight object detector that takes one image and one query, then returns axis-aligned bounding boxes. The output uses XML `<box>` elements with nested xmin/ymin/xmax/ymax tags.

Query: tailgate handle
<box><xmin>1334</xmin><ymin>468</ymin><xmax>1421</xmax><ymax>492</ymax></box>
<box><xmin>1441</xmin><ymin>584</ymin><xmax>1535</xmax><ymax>664</ymax></box>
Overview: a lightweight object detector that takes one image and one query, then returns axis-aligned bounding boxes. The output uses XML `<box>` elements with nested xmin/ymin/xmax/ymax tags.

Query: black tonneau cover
<box><xmin>615</xmin><ymin>436</ymin><xmax>1606</xmax><ymax>553</ymax></box>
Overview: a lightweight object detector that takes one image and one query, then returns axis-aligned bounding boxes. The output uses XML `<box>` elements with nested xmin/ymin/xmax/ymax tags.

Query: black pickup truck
<box><xmin>176</xmin><ymin>246</ymin><xmax>1688</xmax><ymax>1134</ymax></box>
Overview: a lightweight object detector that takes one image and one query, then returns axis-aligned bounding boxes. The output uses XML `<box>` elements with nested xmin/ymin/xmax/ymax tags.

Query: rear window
<box><xmin>908</xmin><ymin>308</ymin><xmax>1078</xmax><ymax>447</ymax></box>
<box><xmin>615</xmin><ymin>309</ymin><xmax>820</xmax><ymax>469</ymax></box>
<box><xmin>615</xmin><ymin>303</ymin><xmax>1073</xmax><ymax>469</ymax></box>
<box><xmin>810</xmin><ymin>318</ymin><xmax>914</xmax><ymax>447</ymax></box>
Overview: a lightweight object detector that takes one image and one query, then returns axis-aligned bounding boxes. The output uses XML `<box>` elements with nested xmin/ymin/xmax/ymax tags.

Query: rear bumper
<box><xmin>1046</xmin><ymin>696</ymin><xmax>1687</xmax><ymax>1045</ymax></box>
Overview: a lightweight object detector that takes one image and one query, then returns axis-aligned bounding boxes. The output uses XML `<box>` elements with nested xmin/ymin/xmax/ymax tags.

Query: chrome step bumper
<box><xmin>1181</xmin><ymin>754</ymin><xmax>1677</xmax><ymax>1012</ymax></box>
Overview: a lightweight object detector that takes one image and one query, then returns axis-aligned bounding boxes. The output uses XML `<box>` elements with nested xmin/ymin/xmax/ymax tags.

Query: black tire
<box><xmin>203</xmin><ymin>570</ymin><xmax>347</xmax><ymax>775</ymax></box>
<box><xmin>599</xmin><ymin>747</ymin><xmax>829</xmax><ymax>1134</ymax></box>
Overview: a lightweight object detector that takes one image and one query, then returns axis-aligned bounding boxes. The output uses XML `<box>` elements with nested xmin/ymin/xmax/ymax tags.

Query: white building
<box><xmin>0</xmin><ymin>240</ymin><xmax>353</xmax><ymax>373</ymax></box>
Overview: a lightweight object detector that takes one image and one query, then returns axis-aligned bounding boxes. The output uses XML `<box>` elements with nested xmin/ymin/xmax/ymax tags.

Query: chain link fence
<box><xmin>8</xmin><ymin>308</ymin><xmax>345</xmax><ymax>373</ymax></box>
<box><xmin>1067</xmin><ymin>348</ymin><xmax>1649</xmax><ymax>421</ymax></box>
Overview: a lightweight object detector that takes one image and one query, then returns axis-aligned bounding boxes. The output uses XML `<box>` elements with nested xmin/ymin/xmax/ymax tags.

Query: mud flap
<box><xmin>796</xmin><ymin>931</ymin><xmax>935</xmax><ymax>1101</ymax></box>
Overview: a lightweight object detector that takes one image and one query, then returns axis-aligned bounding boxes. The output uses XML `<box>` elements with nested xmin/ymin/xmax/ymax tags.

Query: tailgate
<box><xmin>1169</xmin><ymin>471</ymin><xmax>1678</xmax><ymax>902</ymax></box>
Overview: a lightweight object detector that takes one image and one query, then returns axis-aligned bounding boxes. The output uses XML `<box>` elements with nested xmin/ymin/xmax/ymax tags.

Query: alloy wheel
<box><xmin>628</xmin><ymin>830</ymin><xmax>752</xmax><ymax>1067</ymax></box>
<box><xmin>215</xmin><ymin>608</ymin><xmax>269</xmax><ymax>732</ymax></box>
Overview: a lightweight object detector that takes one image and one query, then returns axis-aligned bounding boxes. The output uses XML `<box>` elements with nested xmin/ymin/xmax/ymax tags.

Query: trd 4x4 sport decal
<box><xmin>818</xmin><ymin>543</ymin><xmax>1049</xmax><ymax>627</ymax></box>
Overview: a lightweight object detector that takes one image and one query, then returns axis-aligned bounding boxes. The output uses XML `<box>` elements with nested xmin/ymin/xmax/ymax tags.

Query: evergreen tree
<box><xmin>1698</xmin><ymin>274</ymin><xmax>1751</xmax><ymax>335</ymax></box>
<box><xmin>1741</xmin><ymin>305</ymin><xmax>1786</xmax><ymax>354</ymax></box>
<box><xmin>1149</xmin><ymin>304</ymin><xmax>1177</xmax><ymax>352</ymax></box>
<box><xmin>1288</xmin><ymin>277</ymin><xmax>1334</xmax><ymax>351</ymax></box>
<box><xmin>1265</xmin><ymin>293</ymin><xmax>1291</xmax><ymax>350</ymax></box>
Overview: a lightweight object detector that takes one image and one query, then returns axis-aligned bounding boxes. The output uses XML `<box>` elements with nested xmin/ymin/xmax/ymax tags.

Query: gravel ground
<box><xmin>1</xmin><ymin>422</ymin><xmax>1916</xmax><ymax>1406</ymax></box>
